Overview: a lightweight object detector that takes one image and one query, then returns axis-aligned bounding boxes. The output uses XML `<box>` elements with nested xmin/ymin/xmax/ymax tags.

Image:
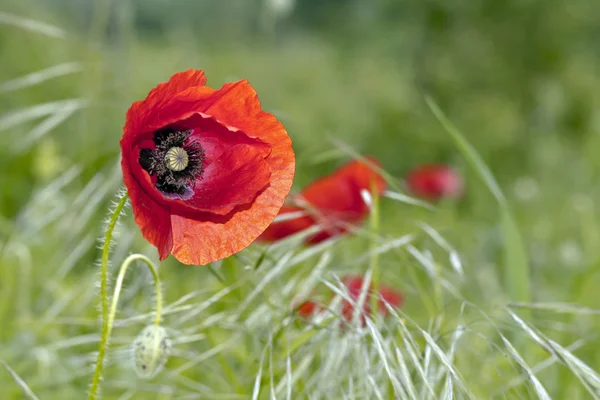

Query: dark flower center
<box><xmin>138</xmin><ymin>128</ymin><xmax>205</xmax><ymax>198</ymax></box>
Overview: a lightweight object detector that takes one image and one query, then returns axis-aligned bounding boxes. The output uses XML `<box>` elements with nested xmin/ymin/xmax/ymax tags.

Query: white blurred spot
<box><xmin>570</xmin><ymin>193</ymin><xmax>593</xmax><ymax>213</ymax></box>
<box><xmin>0</xmin><ymin>12</ymin><xmax>65</xmax><ymax>38</ymax></box>
<box><xmin>360</xmin><ymin>189</ymin><xmax>373</xmax><ymax>209</ymax></box>
<box><xmin>449</xmin><ymin>251</ymin><xmax>464</xmax><ymax>278</ymax></box>
<box><xmin>512</xmin><ymin>176</ymin><xmax>539</xmax><ymax>202</ymax></box>
<box><xmin>383</xmin><ymin>190</ymin><xmax>435</xmax><ymax>210</ymax></box>
<box><xmin>273</xmin><ymin>210</ymin><xmax>306</xmax><ymax>223</ymax></box>
<box><xmin>0</xmin><ymin>63</ymin><xmax>81</xmax><ymax>93</ymax></box>
<box><xmin>265</xmin><ymin>0</ymin><xmax>296</xmax><ymax>17</ymax></box>
<box><xmin>559</xmin><ymin>240</ymin><xmax>583</xmax><ymax>267</ymax></box>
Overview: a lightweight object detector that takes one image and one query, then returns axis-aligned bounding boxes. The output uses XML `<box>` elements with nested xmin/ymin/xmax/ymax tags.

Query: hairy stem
<box><xmin>89</xmin><ymin>253</ymin><xmax>163</xmax><ymax>399</ymax></box>
<box><xmin>109</xmin><ymin>254</ymin><xmax>163</xmax><ymax>329</ymax></box>
<box><xmin>88</xmin><ymin>192</ymin><xmax>128</xmax><ymax>400</ymax></box>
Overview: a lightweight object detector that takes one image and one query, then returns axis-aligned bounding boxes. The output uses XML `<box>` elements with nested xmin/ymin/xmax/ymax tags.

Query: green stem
<box><xmin>88</xmin><ymin>192</ymin><xmax>128</xmax><ymax>400</ymax></box>
<box><xmin>88</xmin><ymin>253</ymin><xmax>163</xmax><ymax>399</ymax></box>
<box><xmin>369</xmin><ymin>182</ymin><xmax>381</xmax><ymax>316</ymax></box>
<box><xmin>109</xmin><ymin>254</ymin><xmax>163</xmax><ymax>329</ymax></box>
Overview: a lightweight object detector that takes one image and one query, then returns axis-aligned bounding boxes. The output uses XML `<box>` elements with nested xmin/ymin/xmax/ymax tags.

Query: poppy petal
<box><xmin>296</xmin><ymin>300</ymin><xmax>321</xmax><ymax>319</ymax></box>
<box><xmin>185</xmin><ymin>144</ymin><xmax>271</xmax><ymax>215</ymax></box>
<box><xmin>125</xmin><ymin>70</ymin><xmax>210</xmax><ymax>134</ymax></box>
<box><xmin>257</xmin><ymin>206</ymin><xmax>315</xmax><ymax>242</ymax></box>
<box><xmin>379</xmin><ymin>286</ymin><xmax>404</xmax><ymax>314</ymax></box>
<box><xmin>122</xmin><ymin>157</ymin><xmax>173</xmax><ymax>259</ymax></box>
<box><xmin>300</xmin><ymin>158</ymin><xmax>385</xmax><ymax>215</ymax></box>
<box><xmin>174</xmin><ymin>113</ymin><xmax>272</xmax><ymax>165</ymax></box>
<box><xmin>406</xmin><ymin>164</ymin><xmax>463</xmax><ymax>200</ymax></box>
<box><xmin>168</xmin><ymin>206</ymin><xmax>261</xmax><ymax>265</ymax></box>
<box><xmin>338</xmin><ymin>275</ymin><xmax>404</xmax><ymax>322</ymax></box>
<box><xmin>149</xmin><ymin>69</ymin><xmax>207</xmax><ymax>97</ymax></box>
<box><xmin>169</xmin><ymin>151</ymin><xmax>292</xmax><ymax>266</ymax></box>
<box><xmin>198</xmin><ymin>81</ymin><xmax>288</xmax><ymax>146</ymax></box>
<box><xmin>260</xmin><ymin>158</ymin><xmax>385</xmax><ymax>244</ymax></box>
<box><xmin>126</xmin><ymin>79</ymin><xmax>282</xmax><ymax>144</ymax></box>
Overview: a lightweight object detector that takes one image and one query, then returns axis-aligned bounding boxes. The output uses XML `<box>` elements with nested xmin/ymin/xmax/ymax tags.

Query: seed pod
<box><xmin>132</xmin><ymin>325</ymin><xmax>170</xmax><ymax>379</ymax></box>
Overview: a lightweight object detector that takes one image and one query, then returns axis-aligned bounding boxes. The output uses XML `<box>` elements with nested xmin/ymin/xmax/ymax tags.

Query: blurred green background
<box><xmin>3</xmin><ymin>0</ymin><xmax>600</xmax><ymax>288</ymax></box>
<box><xmin>3</xmin><ymin>0</ymin><xmax>600</xmax><ymax>398</ymax></box>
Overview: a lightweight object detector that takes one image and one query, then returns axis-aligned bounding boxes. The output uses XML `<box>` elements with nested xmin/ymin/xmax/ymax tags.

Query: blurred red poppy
<box><xmin>295</xmin><ymin>300</ymin><xmax>322</xmax><ymax>319</ymax></box>
<box><xmin>294</xmin><ymin>275</ymin><xmax>403</xmax><ymax>324</ymax></box>
<box><xmin>120</xmin><ymin>70</ymin><xmax>295</xmax><ymax>265</ymax></box>
<box><xmin>259</xmin><ymin>158</ymin><xmax>386</xmax><ymax>244</ymax></box>
<box><xmin>405</xmin><ymin>164</ymin><xmax>463</xmax><ymax>201</ymax></box>
<box><xmin>340</xmin><ymin>275</ymin><xmax>403</xmax><ymax>322</ymax></box>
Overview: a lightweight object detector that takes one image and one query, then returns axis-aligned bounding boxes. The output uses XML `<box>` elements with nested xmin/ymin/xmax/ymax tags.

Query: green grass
<box><xmin>3</xmin><ymin>0</ymin><xmax>600</xmax><ymax>398</ymax></box>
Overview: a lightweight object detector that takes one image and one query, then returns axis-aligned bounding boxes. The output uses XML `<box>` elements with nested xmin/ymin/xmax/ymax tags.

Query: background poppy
<box><xmin>340</xmin><ymin>275</ymin><xmax>404</xmax><ymax>322</ymax></box>
<box><xmin>405</xmin><ymin>164</ymin><xmax>464</xmax><ymax>201</ymax></box>
<box><xmin>259</xmin><ymin>158</ymin><xmax>386</xmax><ymax>244</ymax></box>
<box><xmin>295</xmin><ymin>300</ymin><xmax>322</xmax><ymax>319</ymax></box>
<box><xmin>294</xmin><ymin>275</ymin><xmax>404</xmax><ymax>324</ymax></box>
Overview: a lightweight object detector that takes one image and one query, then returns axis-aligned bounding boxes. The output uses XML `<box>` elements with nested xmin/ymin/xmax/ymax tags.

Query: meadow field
<box><xmin>2</xmin><ymin>0</ymin><xmax>600</xmax><ymax>398</ymax></box>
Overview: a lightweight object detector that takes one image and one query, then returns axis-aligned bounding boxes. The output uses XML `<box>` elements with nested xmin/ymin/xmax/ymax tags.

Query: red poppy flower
<box><xmin>340</xmin><ymin>275</ymin><xmax>404</xmax><ymax>322</ymax></box>
<box><xmin>259</xmin><ymin>158</ymin><xmax>386</xmax><ymax>244</ymax></box>
<box><xmin>405</xmin><ymin>164</ymin><xmax>463</xmax><ymax>201</ymax></box>
<box><xmin>120</xmin><ymin>70</ymin><xmax>295</xmax><ymax>265</ymax></box>
<box><xmin>294</xmin><ymin>276</ymin><xmax>403</xmax><ymax>324</ymax></box>
<box><xmin>295</xmin><ymin>300</ymin><xmax>322</xmax><ymax>319</ymax></box>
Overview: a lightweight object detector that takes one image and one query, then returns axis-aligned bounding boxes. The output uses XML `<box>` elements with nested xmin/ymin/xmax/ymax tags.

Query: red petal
<box><xmin>342</xmin><ymin>275</ymin><xmax>366</xmax><ymax>298</ymax></box>
<box><xmin>122</xmin><ymin>155</ymin><xmax>173</xmax><ymax>259</ymax></box>
<box><xmin>175</xmin><ymin>113</ymin><xmax>272</xmax><ymax>165</ymax></box>
<box><xmin>296</xmin><ymin>300</ymin><xmax>321</xmax><ymax>319</ymax></box>
<box><xmin>340</xmin><ymin>275</ymin><xmax>369</xmax><ymax>321</ymax></box>
<box><xmin>125</xmin><ymin>78</ymin><xmax>285</xmax><ymax>146</ymax></box>
<box><xmin>406</xmin><ymin>164</ymin><xmax>463</xmax><ymax>200</ymax></box>
<box><xmin>168</xmin><ymin>140</ymin><xmax>292</xmax><ymax>265</ymax></box>
<box><xmin>378</xmin><ymin>286</ymin><xmax>404</xmax><ymax>315</ymax></box>
<box><xmin>339</xmin><ymin>275</ymin><xmax>403</xmax><ymax>321</ymax></box>
<box><xmin>125</xmin><ymin>70</ymin><xmax>209</xmax><ymax>135</ymax></box>
<box><xmin>257</xmin><ymin>206</ymin><xmax>316</xmax><ymax>242</ymax></box>
<box><xmin>300</xmin><ymin>158</ymin><xmax>385</xmax><ymax>216</ymax></box>
<box><xmin>260</xmin><ymin>158</ymin><xmax>385</xmax><ymax>244</ymax></box>
<box><xmin>168</xmin><ymin>204</ymin><xmax>266</xmax><ymax>265</ymax></box>
<box><xmin>184</xmin><ymin>144</ymin><xmax>271</xmax><ymax>215</ymax></box>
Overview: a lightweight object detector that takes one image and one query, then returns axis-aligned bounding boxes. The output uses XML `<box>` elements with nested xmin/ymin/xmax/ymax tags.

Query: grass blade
<box><xmin>0</xmin><ymin>62</ymin><xmax>81</xmax><ymax>93</ymax></box>
<box><xmin>500</xmin><ymin>208</ymin><xmax>531</xmax><ymax>303</ymax></box>
<box><xmin>1</xmin><ymin>361</ymin><xmax>40</xmax><ymax>400</ymax></box>
<box><xmin>426</xmin><ymin>96</ymin><xmax>531</xmax><ymax>303</ymax></box>
<box><xmin>0</xmin><ymin>12</ymin><xmax>65</xmax><ymax>38</ymax></box>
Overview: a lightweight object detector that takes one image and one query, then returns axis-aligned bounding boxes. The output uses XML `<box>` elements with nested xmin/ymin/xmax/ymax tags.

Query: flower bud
<box><xmin>132</xmin><ymin>325</ymin><xmax>170</xmax><ymax>379</ymax></box>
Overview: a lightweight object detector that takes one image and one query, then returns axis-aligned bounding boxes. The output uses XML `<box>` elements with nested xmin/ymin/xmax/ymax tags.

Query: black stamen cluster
<box><xmin>139</xmin><ymin>128</ymin><xmax>205</xmax><ymax>195</ymax></box>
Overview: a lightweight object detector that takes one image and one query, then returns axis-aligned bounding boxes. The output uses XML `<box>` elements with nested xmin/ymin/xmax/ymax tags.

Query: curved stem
<box><xmin>108</xmin><ymin>254</ymin><xmax>163</xmax><ymax>330</ymax></box>
<box><xmin>88</xmin><ymin>192</ymin><xmax>128</xmax><ymax>400</ymax></box>
<box><xmin>88</xmin><ymin>253</ymin><xmax>162</xmax><ymax>399</ymax></box>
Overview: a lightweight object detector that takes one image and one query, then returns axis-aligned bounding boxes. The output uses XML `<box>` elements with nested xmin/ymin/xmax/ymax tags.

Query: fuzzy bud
<box><xmin>132</xmin><ymin>325</ymin><xmax>170</xmax><ymax>379</ymax></box>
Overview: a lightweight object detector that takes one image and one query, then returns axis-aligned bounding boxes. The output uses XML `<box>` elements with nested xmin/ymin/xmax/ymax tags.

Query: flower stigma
<box><xmin>165</xmin><ymin>147</ymin><xmax>189</xmax><ymax>171</ymax></box>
